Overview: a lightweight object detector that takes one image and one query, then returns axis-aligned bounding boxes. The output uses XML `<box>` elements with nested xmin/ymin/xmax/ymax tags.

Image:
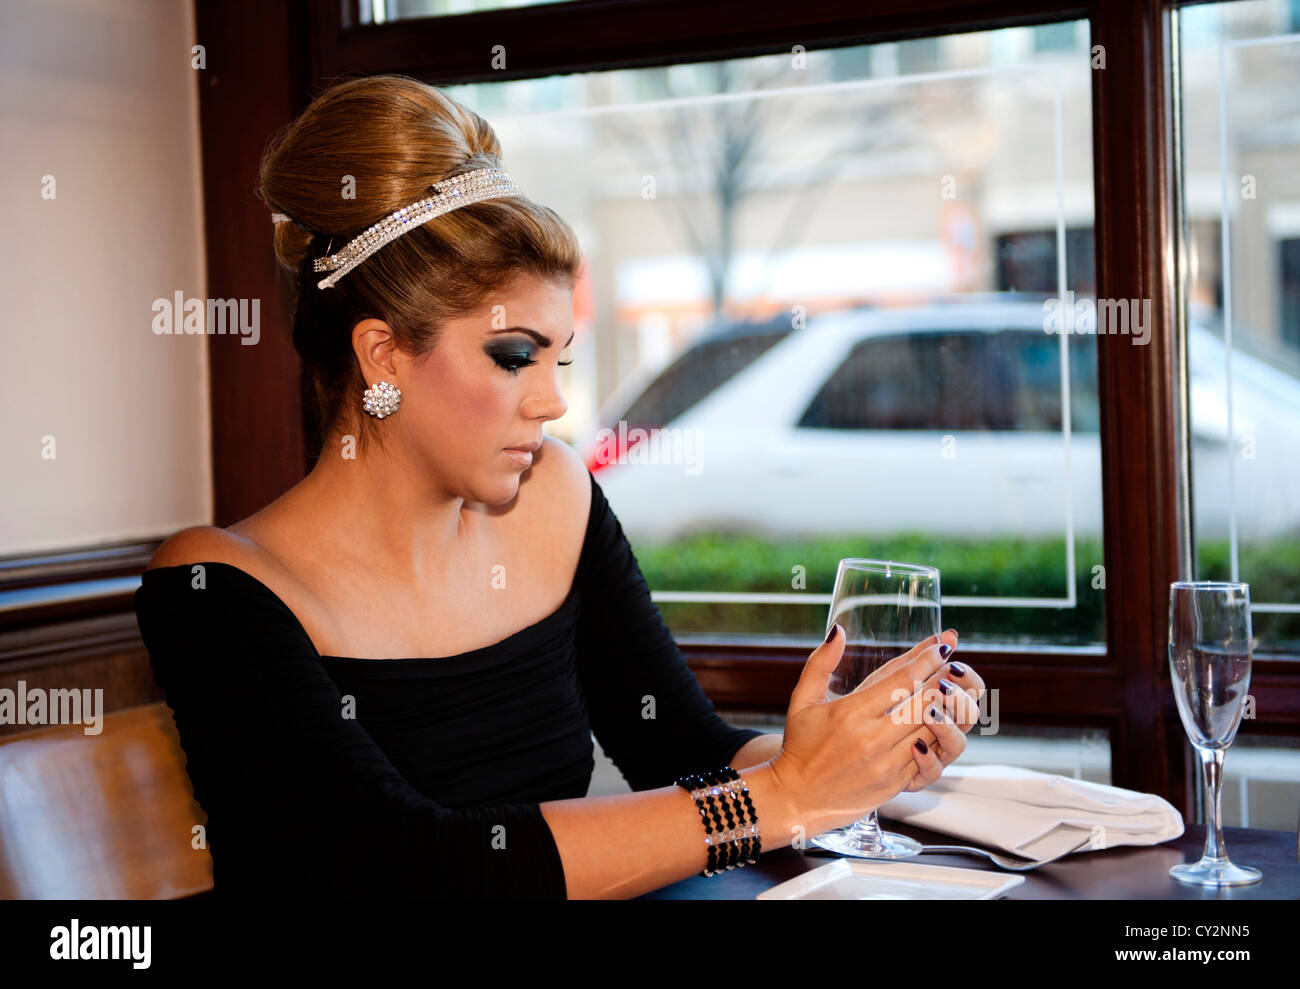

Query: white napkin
<box><xmin>876</xmin><ymin>763</ymin><xmax>1185</xmax><ymax>860</ymax></box>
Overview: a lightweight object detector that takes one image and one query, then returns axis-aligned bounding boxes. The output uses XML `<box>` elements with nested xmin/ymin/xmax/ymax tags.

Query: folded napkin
<box><xmin>876</xmin><ymin>763</ymin><xmax>1185</xmax><ymax>860</ymax></box>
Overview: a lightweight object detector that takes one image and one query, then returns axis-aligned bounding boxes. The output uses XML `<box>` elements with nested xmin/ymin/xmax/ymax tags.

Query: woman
<box><xmin>134</xmin><ymin>74</ymin><xmax>985</xmax><ymax>899</ymax></box>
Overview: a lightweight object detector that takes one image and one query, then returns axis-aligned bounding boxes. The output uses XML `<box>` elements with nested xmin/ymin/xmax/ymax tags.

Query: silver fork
<box><xmin>915</xmin><ymin>836</ymin><xmax>1094</xmax><ymax>871</ymax></box>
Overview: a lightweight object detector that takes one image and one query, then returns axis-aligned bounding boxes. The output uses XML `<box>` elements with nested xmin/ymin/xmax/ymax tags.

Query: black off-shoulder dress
<box><xmin>133</xmin><ymin>470</ymin><xmax>764</xmax><ymax>899</ymax></box>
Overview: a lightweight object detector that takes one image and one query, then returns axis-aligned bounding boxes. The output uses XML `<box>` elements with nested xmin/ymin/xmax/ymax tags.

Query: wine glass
<box><xmin>810</xmin><ymin>558</ymin><xmax>941</xmax><ymax>859</ymax></box>
<box><xmin>1168</xmin><ymin>580</ymin><xmax>1262</xmax><ymax>886</ymax></box>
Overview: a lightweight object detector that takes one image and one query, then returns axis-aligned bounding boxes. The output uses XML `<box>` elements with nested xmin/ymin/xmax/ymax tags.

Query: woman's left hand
<box><xmin>855</xmin><ymin>629</ymin><xmax>985</xmax><ymax>793</ymax></box>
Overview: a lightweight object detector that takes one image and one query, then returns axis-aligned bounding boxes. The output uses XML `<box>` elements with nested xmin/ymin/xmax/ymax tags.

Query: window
<box><xmin>798</xmin><ymin>330</ymin><xmax>1100</xmax><ymax>433</ymax></box>
<box><xmin>799</xmin><ymin>334</ymin><xmax>996</xmax><ymax>432</ymax></box>
<box><xmin>1281</xmin><ymin>238</ymin><xmax>1300</xmax><ymax>347</ymax></box>
<box><xmin>1178</xmin><ymin>0</ymin><xmax>1300</xmax><ymax>657</ymax></box>
<box><xmin>427</xmin><ymin>19</ymin><xmax>1100</xmax><ymax>647</ymax></box>
<box><xmin>618</xmin><ymin>324</ymin><xmax>790</xmax><ymax>432</ymax></box>
<box><xmin>995</xmin><ymin>228</ymin><xmax>1096</xmax><ymax>297</ymax></box>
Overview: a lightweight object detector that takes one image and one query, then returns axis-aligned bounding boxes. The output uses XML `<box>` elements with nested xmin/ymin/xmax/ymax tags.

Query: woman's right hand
<box><xmin>765</xmin><ymin>624</ymin><xmax>955</xmax><ymax>837</ymax></box>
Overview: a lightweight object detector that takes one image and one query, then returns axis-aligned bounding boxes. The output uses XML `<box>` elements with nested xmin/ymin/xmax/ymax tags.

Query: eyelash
<box><xmin>493</xmin><ymin>352</ymin><xmax>574</xmax><ymax>376</ymax></box>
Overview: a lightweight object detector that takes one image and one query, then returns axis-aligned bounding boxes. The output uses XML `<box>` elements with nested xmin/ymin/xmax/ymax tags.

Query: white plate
<box><xmin>757</xmin><ymin>858</ymin><xmax>1027</xmax><ymax>900</ymax></box>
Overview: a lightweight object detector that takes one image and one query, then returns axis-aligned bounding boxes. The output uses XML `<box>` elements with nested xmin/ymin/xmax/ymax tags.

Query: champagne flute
<box><xmin>1168</xmin><ymin>580</ymin><xmax>1262</xmax><ymax>886</ymax></box>
<box><xmin>810</xmin><ymin>558</ymin><xmax>941</xmax><ymax>859</ymax></box>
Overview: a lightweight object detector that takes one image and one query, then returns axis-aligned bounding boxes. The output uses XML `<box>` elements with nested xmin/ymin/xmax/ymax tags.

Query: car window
<box><xmin>620</xmin><ymin>329</ymin><xmax>788</xmax><ymax>428</ymax></box>
<box><xmin>796</xmin><ymin>329</ymin><xmax>1100</xmax><ymax>431</ymax></box>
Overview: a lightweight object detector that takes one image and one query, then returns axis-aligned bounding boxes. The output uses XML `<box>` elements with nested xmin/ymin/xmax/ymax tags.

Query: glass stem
<box><xmin>1198</xmin><ymin>746</ymin><xmax>1227</xmax><ymax>862</ymax></box>
<box><xmin>846</xmin><ymin>809</ymin><xmax>884</xmax><ymax>850</ymax></box>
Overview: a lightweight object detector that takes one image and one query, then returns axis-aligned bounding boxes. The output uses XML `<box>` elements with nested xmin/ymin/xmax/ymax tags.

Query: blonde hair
<box><xmin>257</xmin><ymin>74</ymin><xmax>583</xmax><ymax>457</ymax></box>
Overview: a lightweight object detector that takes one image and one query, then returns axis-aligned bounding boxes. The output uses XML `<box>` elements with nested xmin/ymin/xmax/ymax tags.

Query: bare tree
<box><xmin>594</xmin><ymin>55</ymin><xmax>907</xmax><ymax>317</ymax></box>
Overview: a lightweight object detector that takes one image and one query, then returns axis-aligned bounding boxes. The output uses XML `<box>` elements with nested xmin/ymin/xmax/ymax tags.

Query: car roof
<box><xmin>795</xmin><ymin>300</ymin><xmax>1083</xmax><ymax>339</ymax></box>
<box><xmin>670</xmin><ymin>300</ymin><xmax>1300</xmax><ymax>429</ymax></box>
<box><xmin>674</xmin><ymin>301</ymin><xmax>1077</xmax><ymax>428</ymax></box>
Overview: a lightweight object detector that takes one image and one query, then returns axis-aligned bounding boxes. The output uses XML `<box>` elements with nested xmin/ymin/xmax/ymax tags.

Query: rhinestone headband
<box><xmin>278</xmin><ymin>167</ymin><xmax>525</xmax><ymax>290</ymax></box>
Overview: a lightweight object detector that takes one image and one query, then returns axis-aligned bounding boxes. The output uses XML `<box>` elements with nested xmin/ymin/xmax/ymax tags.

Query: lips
<box><xmin>505</xmin><ymin>441</ymin><xmax>542</xmax><ymax>453</ymax></box>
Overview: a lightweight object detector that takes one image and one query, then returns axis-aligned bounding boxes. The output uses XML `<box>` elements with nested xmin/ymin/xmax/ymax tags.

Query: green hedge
<box><xmin>636</xmin><ymin>532</ymin><xmax>1298</xmax><ymax>647</ymax></box>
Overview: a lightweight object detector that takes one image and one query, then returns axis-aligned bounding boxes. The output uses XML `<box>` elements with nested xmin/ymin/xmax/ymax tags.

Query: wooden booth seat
<box><xmin>0</xmin><ymin>702</ymin><xmax>213</xmax><ymax>899</ymax></box>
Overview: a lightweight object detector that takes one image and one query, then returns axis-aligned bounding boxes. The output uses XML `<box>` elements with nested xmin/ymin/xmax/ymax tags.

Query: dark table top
<box><xmin>637</xmin><ymin>821</ymin><xmax>1300</xmax><ymax>899</ymax></box>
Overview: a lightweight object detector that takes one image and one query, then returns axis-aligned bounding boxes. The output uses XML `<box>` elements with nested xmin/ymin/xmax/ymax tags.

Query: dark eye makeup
<box><xmin>486</xmin><ymin>339</ymin><xmax>574</xmax><ymax>376</ymax></box>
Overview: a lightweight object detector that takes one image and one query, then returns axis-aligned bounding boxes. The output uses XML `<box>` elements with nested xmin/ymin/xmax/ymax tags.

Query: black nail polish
<box><xmin>824</xmin><ymin>624</ymin><xmax>838</xmax><ymax>644</ymax></box>
<box><xmin>938</xmin><ymin>679</ymin><xmax>953</xmax><ymax>695</ymax></box>
<box><xmin>949</xmin><ymin>661</ymin><xmax>966</xmax><ymax>677</ymax></box>
<box><xmin>914</xmin><ymin>738</ymin><xmax>928</xmax><ymax>755</ymax></box>
<box><xmin>939</xmin><ymin>643</ymin><xmax>952</xmax><ymax>659</ymax></box>
<box><xmin>929</xmin><ymin>706</ymin><xmax>939</xmax><ymax>720</ymax></box>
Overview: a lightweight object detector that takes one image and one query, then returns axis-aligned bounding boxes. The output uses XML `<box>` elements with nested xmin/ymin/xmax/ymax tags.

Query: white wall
<box><xmin>0</xmin><ymin>0</ymin><xmax>211</xmax><ymax>556</ymax></box>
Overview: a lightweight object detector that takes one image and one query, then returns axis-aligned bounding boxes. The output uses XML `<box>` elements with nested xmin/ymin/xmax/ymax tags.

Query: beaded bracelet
<box><xmin>679</xmin><ymin>769</ymin><xmax>723</xmax><ymax>874</ymax></box>
<box><xmin>709</xmin><ymin>768</ymin><xmax>743</xmax><ymax>869</ymax></box>
<box><xmin>714</xmin><ymin>766</ymin><xmax>761</xmax><ymax>866</ymax></box>
<box><xmin>678</xmin><ymin>770</ymin><xmax>725</xmax><ymax>874</ymax></box>
<box><xmin>675</xmin><ymin>766</ymin><xmax>761</xmax><ymax>876</ymax></box>
<box><xmin>699</xmin><ymin>770</ymin><xmax>729</xmax><ymax>874</ymax></box>
<box><xmin>716</xmin><ymin>773</ymin><xmax>760</xmax><ymax>869</ymax></box>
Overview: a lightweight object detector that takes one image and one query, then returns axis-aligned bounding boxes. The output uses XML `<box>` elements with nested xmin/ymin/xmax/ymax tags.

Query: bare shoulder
<box><xmin>145</xmin><ymin>525</ymin><xmax>263</xmax><ymax>574</ymax></box>
<box><xmin>508</xmin><ymin>437</ymin><xmax>594</xmax><ymax>577</ymax></box>
<box><xmin>530</xmin><ymin>436</ymin><xmax>593</xmax><ymax>528</ymax></box>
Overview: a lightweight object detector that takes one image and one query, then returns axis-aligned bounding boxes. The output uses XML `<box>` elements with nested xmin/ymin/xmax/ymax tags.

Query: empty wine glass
<box><xmin>810</xmin><ymin>558</ymin><xmax>940</xmax><ymax>859</ymax></box>
<box><xmin>1168</xmin><ymin>580</ymin><xmax>1261</xmax><ymax>886</ymax></box>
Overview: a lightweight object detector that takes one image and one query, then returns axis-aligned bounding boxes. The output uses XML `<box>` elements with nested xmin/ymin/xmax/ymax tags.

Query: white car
<box><xmin>579</xmin><ymin>300</ymin><xmax>1300</xmax><ymax>545</ymax></box>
